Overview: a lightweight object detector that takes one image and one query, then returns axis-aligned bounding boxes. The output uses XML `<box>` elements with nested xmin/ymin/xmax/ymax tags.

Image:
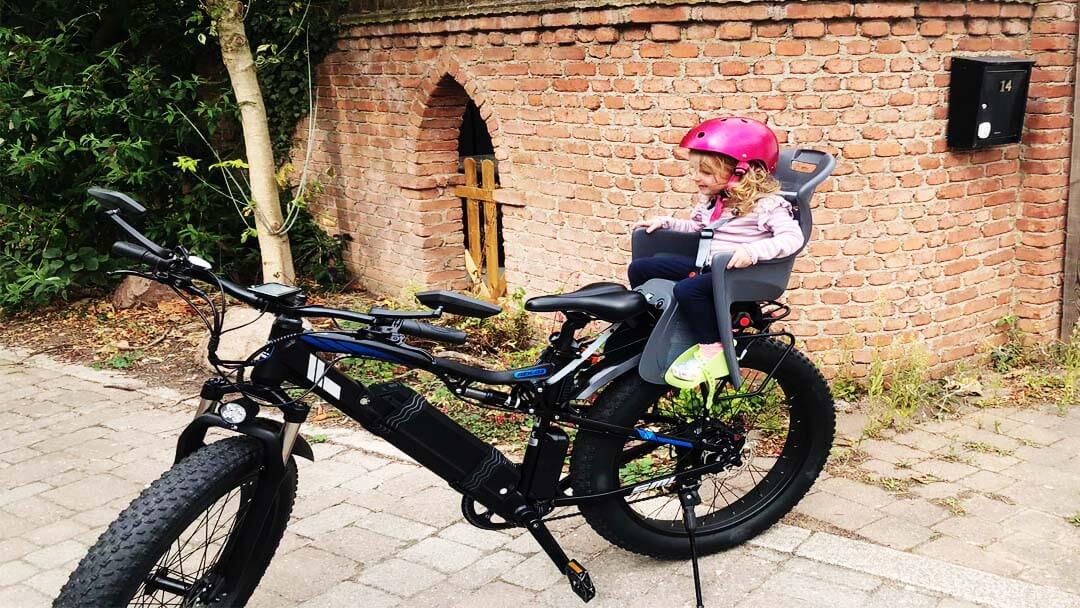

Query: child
<box><xmin>629</xmin><ymin>117</ymin><xmax>803</xmax><ymax>383</ymax></box>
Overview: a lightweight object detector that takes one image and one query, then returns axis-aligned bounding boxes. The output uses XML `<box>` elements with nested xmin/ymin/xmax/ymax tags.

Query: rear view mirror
<box><xmin>88</xmin><ymin>187</ymin><xmax>146</xmax><ymax>216</ymax></box>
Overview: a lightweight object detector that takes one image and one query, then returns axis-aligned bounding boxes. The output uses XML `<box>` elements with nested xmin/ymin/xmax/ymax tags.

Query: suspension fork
<box><xmin>199</xmin><ymin>401</ymin><xmax>309</xmax><ymax>603</ymax></box>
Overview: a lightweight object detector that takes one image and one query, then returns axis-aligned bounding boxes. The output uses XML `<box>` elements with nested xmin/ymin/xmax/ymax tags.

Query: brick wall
<box><xmin>296</xmin><ymin>0</ymin><xmax>1076</xmax><ymax>374</ymax></box>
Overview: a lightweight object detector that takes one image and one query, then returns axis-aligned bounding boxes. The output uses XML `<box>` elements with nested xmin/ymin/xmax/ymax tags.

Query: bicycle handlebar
<box><xmin>111</xmin><ymin>241</ymin><xmax>174</xmax><ymax>273</ymax></box>
<box><xmin>400</xmin><ymin>320</ymin><xmax>467</xmax><ymax>345</ymax></box>
<box><xmin>102</xmin><ymin>188</ymin><xmax>470</xmax><ymax>346</ymax></box>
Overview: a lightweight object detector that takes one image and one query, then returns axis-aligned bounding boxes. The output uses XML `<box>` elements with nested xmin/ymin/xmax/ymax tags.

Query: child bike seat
<box><xmin>526</xmin><ymin>282</ymin><xmax>647</xmax><ymax>322</ymax></box>
<box><xmin>632</xmin><ymin>148</ymin><xmax>836</xmax><ymax>388</ymax></box>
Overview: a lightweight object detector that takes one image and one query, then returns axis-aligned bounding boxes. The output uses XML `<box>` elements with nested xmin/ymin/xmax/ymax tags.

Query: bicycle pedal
<box><xmin>565</xmin><ymin>559</ymin><xmax>595</xmax><ymax>603</ymax></box>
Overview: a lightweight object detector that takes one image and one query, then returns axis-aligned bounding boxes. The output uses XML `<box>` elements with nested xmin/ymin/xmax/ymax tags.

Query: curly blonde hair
<box><xmin>693</xmin><ymin>151</ymin><xmax>781</xmax><ymax>216</ymax></box>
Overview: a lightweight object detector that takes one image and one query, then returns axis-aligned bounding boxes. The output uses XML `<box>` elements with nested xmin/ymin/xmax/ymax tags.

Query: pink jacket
<box><xmin>656</xmin><ymin>194</ymin><xmax>804</xmax><ymax>265</ymax></box>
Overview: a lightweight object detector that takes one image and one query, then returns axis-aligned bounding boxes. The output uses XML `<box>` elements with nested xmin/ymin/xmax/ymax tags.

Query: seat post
<box><xmin>551</xmin><ymin>313</ymin><xmax>588</xmax><ymax>356</ymax></box>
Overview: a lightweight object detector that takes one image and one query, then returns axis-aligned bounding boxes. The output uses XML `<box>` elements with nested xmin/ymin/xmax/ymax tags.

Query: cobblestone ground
<box><xmin>1</xmin><ymin>347</ymin><xmax>1078</xmax><ymax>608</ymax></box>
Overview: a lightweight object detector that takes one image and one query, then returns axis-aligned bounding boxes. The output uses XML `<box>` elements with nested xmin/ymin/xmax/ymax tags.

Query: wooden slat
<box><xmin>451</xmin><ymin>186</ymin><xmax>495</xmax><ymax>202</ymax></box>
<box><xmin>481</xmin><ymin>160</ymin><xmax>504</xmax><ymax>298</ymax></box>
<box><xmin>1063</xmin><ymin>39</ymin><xmax>1080</xmax><ymax>338</ymax></box>
<box><xmin>463</xmin><ymin>158</ymin><xmax>482</xmax><ymax>272</ymax></box>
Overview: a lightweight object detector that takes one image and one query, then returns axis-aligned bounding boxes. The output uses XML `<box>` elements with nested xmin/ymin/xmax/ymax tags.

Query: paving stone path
<box><xmin>1</xmin><ymin>346</ymin><xmax>1078</xmax><ymax>608</ymax></box>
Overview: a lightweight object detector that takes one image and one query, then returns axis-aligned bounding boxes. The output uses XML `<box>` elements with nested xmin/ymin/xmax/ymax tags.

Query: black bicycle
<box><xmin>57</xmin><ymin>151</ymin><xmax>835</xmax><ymax>608</ymax></box>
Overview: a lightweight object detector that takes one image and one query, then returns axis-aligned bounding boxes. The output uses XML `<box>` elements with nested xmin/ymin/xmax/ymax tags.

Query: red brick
<box><xmin>855</xmin><ymin>2</ymin><xmax>915</xmax><ymax>18</ymax></box>
<box><xmin>918</xmin><ymin>2</ymin><xmax>966</xmax><ymax>17</ymax></box>
<box><xmin>919</xmin><ymin>20</ymin><xmax>948</xmax><ymax>36</ymax></box>
<box><xmin>717</xmin><ymin>22</ymin><xmax>752</xmax><ymax>40</ymax></box>
<box><xmin>861</xmin><ymin>21</ymin><xmax>891</xmax><ymax>37</ymax></box>
<box><xmin>794</xmin><ymin>21</ymin><xmax>826</xmax><ymax>38</ymax></box>
<box><xmin>785</xmin><ymin>3</ymin><xmax>853</xmax><ymax>19</ymax></box>
<box><xmin>740</xmin><ymin>42</ymin><xmax>771</xmax><ymax>57</ymax></box>
<box><xmin>651</xmin><ymin>24</ymin><xmax>681</xmax><ymax>42</ymax></box>
<box><xmin>629</xmin><ymin>6</ymin><xmax>690</xmax><ymax>23</ymax></box>
<box><xmin>670</xmin><ymin>43</ymin><xmax>700</xmax><ymax>58</ymax></box>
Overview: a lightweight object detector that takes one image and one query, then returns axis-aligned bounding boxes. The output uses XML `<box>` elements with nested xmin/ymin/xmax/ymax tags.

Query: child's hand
<box><xmin>726</xmin><ymin>247</ymin><xmax>754</xmax><ymax>269</ymax></box>
<box><xmin>633</xmin><ymin>218</ymin><xmax>667</xmax><ymax>233</ymax></box>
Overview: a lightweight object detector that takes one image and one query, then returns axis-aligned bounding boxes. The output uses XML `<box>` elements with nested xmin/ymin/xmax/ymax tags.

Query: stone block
<box><xmin>911</xmin><ymin>459</ymin><xmax>978</xmax><ymax>482</ymax></box>
<box><xmin>0</xmin><ymin>560</ymin><xmax>38</xmax><ymax>586</ymax></box>
<box><xmin>259</xmin><ymin>546</ymin><xmax>357</xmax><ymax>602</ymax></box>
<box><xmin>290</xmin><ymin>503</ymin><xmax>370</xmax><ymax>538</ymax></box>
<box><xmin>41</xmin><ymin>474</ymin><xmax>141</xmax><ymax>511</ymax></box>
<box><xmin>449</xmin><ymin>550</ymin><xmax>526</xmax><ymax>590</ymax></box>
<box><xmin>501</xmin><ymin>551</ymin><xmax>568</xmax><ymax>591</ymax></box>
<box><xmin>932</xmin><ymin>515</ymin><xmax>1008</xmax><ymax>546</ymax></box>
<box><xmin>318</xmin><ymin>524</ymin><xmax>403</xmax><ymax>566</ymax></box>
<box><xmin>857</xmin><ymin>516</ymin><xmax>936</xmax><ymax>550</ymax></box>
<box><xmin>23</xmin><ymin>539</ymin><xmax>87</xmax><ymax>570</ymax></box>
<box><xmin>355</xmin><ymin>511</ymin><xmax>436</xmax><ymax>541</ymax></box>
<box><xmin>794</xmin><ymin>490</ymin><xmax>885</xmax><ymax>531</ymax></box>
<box><xmin>882</xmin><ymin>498</ymin><xmax>951</xmax><ymax>527</ymax></box>
<box><xmin>359</xmin><ymin>558</ymin><xmax>445</xmax><ymax>597</ymax></box>
<box><xmin>400</xmin><ymin>536</ymin><xmax>484</xmax><ymax>573</ymax></box>
<box><xmin>297</xmin><ymin>581</ymin><xmax>400</xmax><ymax>608</ymax></box>
<box><xmin>438</xmin><ymin>522</ymin><xmax>512</xmax><ymax>551</ymax></box>
<box><xmin>748</xmin><ymin>523</ymin><xmax>812</xmax><ymax>553</ymax></box>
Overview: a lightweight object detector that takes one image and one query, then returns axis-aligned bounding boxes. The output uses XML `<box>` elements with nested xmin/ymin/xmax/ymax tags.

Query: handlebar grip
<box><xmin>399</xmin><ymin>320</ymin><xmax>467</xmax><ymax>345</ymax></box>
<box><xmin>111</xmin><ymin>241</ymin><xmax>172</xmax><ymax>272</ymax></box>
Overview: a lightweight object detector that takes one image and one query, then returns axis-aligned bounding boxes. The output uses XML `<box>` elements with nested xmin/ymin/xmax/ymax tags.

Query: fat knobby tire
<box><xmin>570</xmin><ymin>338</ymin><xmax>835</xmax><ymax>559</ymax></box>
<box><xmin>54</xmin><ymin>436</ymin><xmax>297</xmax><ymax>607</ymax></box>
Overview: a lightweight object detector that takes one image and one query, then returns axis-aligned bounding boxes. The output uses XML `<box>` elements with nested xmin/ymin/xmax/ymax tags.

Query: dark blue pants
<box><xmin>628</xmin><ymin>256</ymin><xmax>720</xmax><ymax>343</ymax></box>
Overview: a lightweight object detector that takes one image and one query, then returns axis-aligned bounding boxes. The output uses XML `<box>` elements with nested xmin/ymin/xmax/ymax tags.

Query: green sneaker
<box><xmin>664</xmin><ymin>344</ymin><xmax>730</xmax><ymax>389</ymax></box>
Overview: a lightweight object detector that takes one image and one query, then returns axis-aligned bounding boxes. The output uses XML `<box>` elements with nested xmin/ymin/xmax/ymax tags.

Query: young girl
<box><xmin>629</xmin><ymin>117</ymin><xmax>803</xmax><ymax>383</ymax></box>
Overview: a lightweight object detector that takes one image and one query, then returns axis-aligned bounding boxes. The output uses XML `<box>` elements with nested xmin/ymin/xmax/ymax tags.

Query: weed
<box><xmin>870</xmin><ymin>475</ymin><xmax>912</xmax><ymax>494</ymax></box>
<box><xmin>619</xmin><ymin>456</ymin><xmax>658</xmax><ymax>485</ymax></box>
<box><xmin>940</xmin><ymin>444</ymin><xmax>973</xmax><ymax>464</ymax></box>
<box><xmin>911</xmin><ymin>473</ymin><xmax>945</xmax><ymax>485</ymax></box>
<box><xmin>864</xmin><ymin>341</ymin><xmax>935</xmax><ymax>434</ymax></box>
<box><xmin>989</xmin><ymin>315</ymin><xmax>1026</xmax><ymax>372</ymax></box>
<box><xmin>826</xmin><ymin>447</ymin><xmax>869</xmax><ymax>477</ymax></box>
<box><xmin>103</xmin><ymin>350</ymin><xmax>143</xmax><ymax>370</ymax></box>
<box><xmin>307</xmin><ymin>434</ymin><xmax>329</xmax><ymax>444</ymax></box>
<box><xmin>1055</xmin><ymin>323</ymin><xmax>1080</xmax><ymax>407</ymax></box>
<box><xmin>1068</xmin><ymin>512</ymin><xmax>1080</xmax><ymax>527</ymax></box>
<box><xmin>962</xmin><ymin>441</ymin><xmax>1013</xmax><ymax>457</ymax></box>
<box><xmin>932</xmin><ymin>497</ymin><xmax>967</xmax><ymax>517</ymax></box>
<box><xmin>895</xmin><ymin>459</ymin><xmax>914</xmax><ymax>469</ymax></box>
<box><xmin>832</xmin><ymin>375</ymin><xmax>866</xmax><ymax>402</ymax></box>
<box><xmin>832</xmin><ymin>329</ymin><xmax>866</xmax><ymax>402</ymax></box>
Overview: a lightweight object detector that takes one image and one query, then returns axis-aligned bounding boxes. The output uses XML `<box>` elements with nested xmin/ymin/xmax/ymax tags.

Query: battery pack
<box><xmin>361</xmin><ymin>382</ymin><xmax>522</xmax><ymax>515</ymax></box>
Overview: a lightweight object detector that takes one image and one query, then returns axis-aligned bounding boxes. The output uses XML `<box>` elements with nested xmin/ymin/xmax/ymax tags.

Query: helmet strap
<box><xmin>724</xmin><ymin>162</ymin><xmax>750</xmax><ymax>191</ymax></box>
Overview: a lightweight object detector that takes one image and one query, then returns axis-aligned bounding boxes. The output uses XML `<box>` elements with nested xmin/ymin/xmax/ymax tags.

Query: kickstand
<box><xmin>679</xmin><ymin>487</ymin><xmax>705</xmax><ymax>608</ymax></box>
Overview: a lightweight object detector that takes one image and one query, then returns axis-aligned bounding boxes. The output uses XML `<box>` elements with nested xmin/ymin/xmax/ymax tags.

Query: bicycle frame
<box><xmin>177</xmin><ymin>311</ymin><xmax>795</xmax><ymax>518</ymax></box>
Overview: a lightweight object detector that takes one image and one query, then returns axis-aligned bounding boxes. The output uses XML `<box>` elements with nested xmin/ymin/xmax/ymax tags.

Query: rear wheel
<box><xmin>570</xmin><ymin>337</ymin><xmax>833</xmax><ymax>557</ymax></box>
<box><xmin>54</xmin><ymin>436</ymin><xmax>297</xmax><ymax>607</ymax></box>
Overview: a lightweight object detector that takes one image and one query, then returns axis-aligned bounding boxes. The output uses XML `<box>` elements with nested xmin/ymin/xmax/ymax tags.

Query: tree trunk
<box><xmin>205</xmin><ymin>0</ymin><xmax>295</xmax><ymax>285</ymax></box>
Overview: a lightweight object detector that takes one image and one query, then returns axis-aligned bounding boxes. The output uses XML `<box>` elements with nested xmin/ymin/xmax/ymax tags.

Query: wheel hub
<box><xmin>688</xmin><ymin>420</ymin><xmax>746</xmax><ymax>470</ymax></box>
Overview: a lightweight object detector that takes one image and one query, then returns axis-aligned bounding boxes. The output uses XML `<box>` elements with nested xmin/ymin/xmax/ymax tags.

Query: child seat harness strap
<box><xmin>694</xmin><ymin>216</ymin><xmax>735</xmax><ymax>271</ymax></box>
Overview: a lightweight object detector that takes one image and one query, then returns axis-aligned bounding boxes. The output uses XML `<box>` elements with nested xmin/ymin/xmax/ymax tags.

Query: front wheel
<box><xmin>570</xmin><ymin>337</ymin><xmax>834</xmax><ymax>558</ymax></box>
<box><xmin>55</xmin><ymin>436</ymin><xmax>297</xmax><ymax>607</ymax></box>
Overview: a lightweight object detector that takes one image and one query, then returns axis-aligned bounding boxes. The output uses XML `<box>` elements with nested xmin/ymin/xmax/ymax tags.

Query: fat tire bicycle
<box><xmin>55</xmin><ymin>180</ymin><xmax>834</xmax><ymax>607</ymax></box>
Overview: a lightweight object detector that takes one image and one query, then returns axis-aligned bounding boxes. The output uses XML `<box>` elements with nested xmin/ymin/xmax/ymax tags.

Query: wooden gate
<box><xmin>453</xmin><ymin>157</ymin><xmax>505</xmax><ymax>299</ymax></box>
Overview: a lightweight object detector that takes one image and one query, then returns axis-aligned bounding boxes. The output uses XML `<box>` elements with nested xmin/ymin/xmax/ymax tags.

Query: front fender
<box><xmin>175</xmin><ymin>414</ymin><xmax>315</xmax><ymax>465</ymax></box>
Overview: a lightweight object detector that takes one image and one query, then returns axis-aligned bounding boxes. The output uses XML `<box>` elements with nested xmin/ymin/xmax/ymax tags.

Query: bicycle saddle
<box><xmin>525</xmin><ymin>282</ymin><xmax>646</xmax><ymax>322</ymax></box>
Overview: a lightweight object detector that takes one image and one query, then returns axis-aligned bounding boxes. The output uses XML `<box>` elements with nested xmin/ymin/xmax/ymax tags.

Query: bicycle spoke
<box><xmin>131</xmin><ymin>478</ymin><xmax>256</xmax><ymax>608</ymax></box>
<box><xmin>617</xmin><ymin>359</ymin><xmax>798</xmax><ymax>530</ymax></box>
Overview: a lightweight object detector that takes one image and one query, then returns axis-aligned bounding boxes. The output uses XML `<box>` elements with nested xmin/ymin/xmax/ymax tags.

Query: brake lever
<box><xmin>107</xmin><ymin>269</ymin><xmax>158</xmax><ymax>281</ymax></box>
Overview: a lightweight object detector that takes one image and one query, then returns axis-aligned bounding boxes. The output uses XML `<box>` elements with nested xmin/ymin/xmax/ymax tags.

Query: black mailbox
<box><xmin>947</xmin><ymin>56</ymin><xmax>1034</xmax><ymax>149</ymax></box>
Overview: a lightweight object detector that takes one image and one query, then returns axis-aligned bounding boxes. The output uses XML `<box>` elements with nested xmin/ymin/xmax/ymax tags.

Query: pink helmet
<box><xmin>680</xmin><ymin>117</ymin><xmax>780</xmax><ymax>181</ymax></box>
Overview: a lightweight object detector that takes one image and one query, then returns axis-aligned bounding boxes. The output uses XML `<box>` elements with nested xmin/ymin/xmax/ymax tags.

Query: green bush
<box><xmin>0</xmin><ymin>1</ymin><xmax>345</xmax><ymax>312</ymax></box>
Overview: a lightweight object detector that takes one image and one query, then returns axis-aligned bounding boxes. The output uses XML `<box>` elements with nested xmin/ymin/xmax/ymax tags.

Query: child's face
<box><xmin>690</xmin><ymin>153</ymin><xmax>734</xmax><ymax>197</ymax></box>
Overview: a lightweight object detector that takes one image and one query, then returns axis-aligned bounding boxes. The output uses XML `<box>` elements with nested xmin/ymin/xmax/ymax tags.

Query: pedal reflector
<box><xmin>565</xmin><ymin>559</ymin><xmax>595</xmax><ymax>603</ymax></box>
